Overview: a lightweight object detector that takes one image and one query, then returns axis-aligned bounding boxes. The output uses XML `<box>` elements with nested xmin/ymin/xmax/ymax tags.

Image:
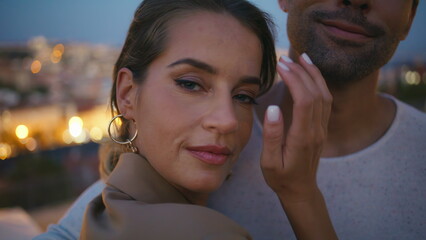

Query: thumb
<box><xmin>261</xmin><ymin>105</ymin><xmax>284</xmax><ymax>169</ymax></box>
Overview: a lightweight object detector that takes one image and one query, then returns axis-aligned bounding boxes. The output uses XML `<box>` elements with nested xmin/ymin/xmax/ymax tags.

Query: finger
<box><xmin>298</xmin><ymin>53</ymin><xmax>331</xmax><ymax>99</ymax></box>
<box><xmin>283</xmin><ymin>56</ymin><xmax>324</xmax><ymax>139</ymax></box>
<box><xmin>277</xmin><ymin>60</ymin><xmax>313</xmax><ymax>137</ymax></box>
<box><xmin>299</xmin><ymin>53</ymin><xmax>333</xmax><ymax>130</ymax></box>
<box><xmin>281</xmin><ymin>55</ymin><xmax>318</xmax><ymax>96</ymax></box>
<box><xmin>289</xmin><ymin>54</ymin><xmax>324</xmax><ymax>140</ymax></box>
<box><xmin>261</xmin><ymin>105</ymin><xmax>284</xmax><ymax>170</ymax></box>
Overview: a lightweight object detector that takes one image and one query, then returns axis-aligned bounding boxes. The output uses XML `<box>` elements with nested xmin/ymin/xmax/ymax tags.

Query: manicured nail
<box><xmin>266</xmin><ymin>105</ymin><xmax>280</xmax><ymax>122</ymax></box>
<box><xmin>278</xmin><ymin>62</ymin><xmax>289</xmax><ymax>72</ymax></box>
<box><xmin>302</xmin><ymin>53</ymin><xmax>313</xmax><ymax>64</ymax></box>
<box><xmin>281</xmin><ymin>55</ymin><xmax>293</xmax><ymax>63</ymax></box>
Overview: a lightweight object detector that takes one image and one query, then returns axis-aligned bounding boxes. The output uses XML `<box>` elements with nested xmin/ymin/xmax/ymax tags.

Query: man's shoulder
<box><xmin>390</xmin><ymin>97</ymin><xmax>426</xmax><ymax>146</ymax></box>
<box><xmin>393</xmin><ymin>97</ymin><xmax>426</xmax><ymax>123</ymax></box>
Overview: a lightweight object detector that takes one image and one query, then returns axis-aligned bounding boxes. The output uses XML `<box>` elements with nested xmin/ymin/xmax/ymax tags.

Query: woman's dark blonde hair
<box><xmin>100</xmin><ymin>0</ymin><xmax>277</xmax><ymax>179</ymax></box>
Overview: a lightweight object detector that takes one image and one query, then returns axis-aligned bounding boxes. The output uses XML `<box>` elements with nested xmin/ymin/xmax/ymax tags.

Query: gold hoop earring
<box><xmin>108</xmin><ymin>114</ymin><xmax>138</xmax><ymax>153</ymax></box>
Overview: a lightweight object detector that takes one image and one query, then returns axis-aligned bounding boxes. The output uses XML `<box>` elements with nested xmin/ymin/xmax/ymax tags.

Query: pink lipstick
<box><xmin>186</xmin><ymin>145</ymin><xmax>232</xmax><ymax>165</ymax></box>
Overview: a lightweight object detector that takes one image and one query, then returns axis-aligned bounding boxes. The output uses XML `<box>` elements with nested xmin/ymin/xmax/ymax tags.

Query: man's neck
<box><xmin>322</xmin><ymin>73</ymin><xmax>396</xmax><ymax>157</ymax></box>
<box><xmin>280</xmin><ymin>58</ymin><xmax>396</xmax><ymax>158</ymax></box>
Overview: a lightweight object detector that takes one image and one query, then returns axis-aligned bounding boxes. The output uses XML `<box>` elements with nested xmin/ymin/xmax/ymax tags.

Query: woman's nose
<box><xmin>202</xmin><ymin>96</ymin><xmax>238</xmax><ymax>135</ymax></box>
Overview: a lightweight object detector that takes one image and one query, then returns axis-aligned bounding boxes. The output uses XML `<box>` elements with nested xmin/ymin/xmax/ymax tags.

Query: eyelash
<box><xmin>174</xmin><ymin>79</ymin><xmax>258</xmax><ymax>105</ymax></box>
<box><xmin>175</xmin><ymin>79</ymin><xmax>202</xmax><ymax>91</ymax></box>
<box><xmin>233</xmin><ymin>94</ymin><xmax>258</xmax><ymax>105</ymax></box>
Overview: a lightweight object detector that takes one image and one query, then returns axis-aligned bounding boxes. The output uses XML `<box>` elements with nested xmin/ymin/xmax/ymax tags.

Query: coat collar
<box><xmin>106</xmin><ymin>153</ymin><xmax>189</xmax><ymax>204</ymax></box>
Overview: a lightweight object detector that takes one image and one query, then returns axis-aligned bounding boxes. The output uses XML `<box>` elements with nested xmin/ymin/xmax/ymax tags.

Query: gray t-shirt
<box><xmin>210</xmin><ymin>95</ymin><xmax>426</xmax><ymax>240</ymax></box>
<box><xmin>34</xmin><ymin>96</ymin><xmax>426</xmax><ymax>240</ymax></box>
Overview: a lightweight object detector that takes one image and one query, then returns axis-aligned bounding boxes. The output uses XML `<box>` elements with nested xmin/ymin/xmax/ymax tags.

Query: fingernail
<box><xmin>281</xmin><ymin>55</ymin><xmax>293</xmax><ymax>63</ymax></box>
<box><xmin>278</xmin><ymin>62</ymin><xmax>289</xmax><ymax>72</ymax></box>
<box><xmin>302</xmin><ymin>53</ymin><xmax>313</xmax><ymax>65</ymax></box>
<box><xmin>266</xmin><ymin>105</ymin><xmax>280</xmax><ymax>122</ymax></box>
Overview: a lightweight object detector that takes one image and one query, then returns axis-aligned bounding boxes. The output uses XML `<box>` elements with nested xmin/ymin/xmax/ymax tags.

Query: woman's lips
<box><xmin>186</xmin><ymin>145</ymin><xmax>232</xmax><ymax>165</ymax></box>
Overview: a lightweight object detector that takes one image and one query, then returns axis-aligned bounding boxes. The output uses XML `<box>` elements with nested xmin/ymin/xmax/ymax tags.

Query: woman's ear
<box><xmin>278</xmin><ymin>0</ymin><xmax>289</xmax><ymax>13</ymax></box>
<box><xmin>116</xmin><ymin>68</ymin><xmax>137</xmax><ymax>120</ymax></box>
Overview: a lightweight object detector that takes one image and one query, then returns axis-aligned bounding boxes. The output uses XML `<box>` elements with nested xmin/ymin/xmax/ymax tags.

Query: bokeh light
<box><xmin>53</xmin><ymin>43</ymin><xmax>65</xmax><ymax>54</ymax></box>
<box><xmin>69</xmin><ymin>116</ymin><xmax>83</xmax><ymax>138</ymax></box>
<box><xmin>50</xmin><ymin>50</ymin><xmax>62</xmax><ymax>63</ymax></box>
<box><xmin>25</xmin><ymin>138</ymin><xmax>38</xmax><ymax>151</ymax></box>
<box><xmin>15</xmin><ymin>125</ymin><xmax>29</xmax><ymax>139</ymax></box>
<box><xmin>74</xmin><ymin>130</ymin><xmax>88</xmax><ymax>144</ymax></box>
<box><xmin>405</xmin><ymin>71</ymin><xmax>421</xmax><ymax>85</ymax></box>
<box><xmin>62</xmin><ymin>130</ymin><xmax>73</xmax><ymax>144</ymax></box>
<box><xmin>50</xmin><ymin>43</ymin><xmax>64</xmax><ymax>63</ymax></box>
<box><xmin>31</xmin><ymin>60</ymin><xmax>42</xmax><ymax>74</ymax></box>
<box><xmin>90</xmin><ymin>127</ymin><xmax>103</xmax><ymax>142</ymax></box>
<box><xmin>0</xmin><ymin>143</ymin><xmax>12</xmax><ymax>160</ymax></box>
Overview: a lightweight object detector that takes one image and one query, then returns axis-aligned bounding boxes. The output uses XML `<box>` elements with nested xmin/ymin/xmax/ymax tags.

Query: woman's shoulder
<box><xmin>82</xmin><ymin>185</ymin><xmax>252</xmax><ymax>240</ymax></box>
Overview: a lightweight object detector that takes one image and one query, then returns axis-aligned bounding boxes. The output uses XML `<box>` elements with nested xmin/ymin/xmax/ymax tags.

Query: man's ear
<box><xmin>116</xmin><ymin>68</ymin><xmax>137</xmax><ymax>120</ymax></box>
<box><xmin>278</xmin><ymin>0</ymin><xmax>289</xmax><ymax>13</ymax></box>
<box><xmin>400</xmin><ymin>4</ymin><xmax>417</xmax><ymax>40</ymax></box>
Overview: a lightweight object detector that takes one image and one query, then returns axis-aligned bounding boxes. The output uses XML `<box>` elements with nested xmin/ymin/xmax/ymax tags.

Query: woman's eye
<box><xmin>233</xmin><ymin>94</ymin><xmax>258</xmax><ymax>105</ymax></box>
<box><xmin>175</xmin><ymin>79</ymin><xmax>202</xmax><ymax>91</ymax></box>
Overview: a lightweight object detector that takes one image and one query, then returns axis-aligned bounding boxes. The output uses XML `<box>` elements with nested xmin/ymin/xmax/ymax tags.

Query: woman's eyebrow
<box><xmin>240</xmin><ymin>76</ymin><xmax>261</xmax><ymax>86</ymax></box>
<box><xmin>168</xmin><ymin>58</ymin><xmax>261</xmax><ymax>86</ymax></box>
<box><xmin>167</xmin><ymin>58</ymin><xmax>217</xmax><ymax>74</ymax></box>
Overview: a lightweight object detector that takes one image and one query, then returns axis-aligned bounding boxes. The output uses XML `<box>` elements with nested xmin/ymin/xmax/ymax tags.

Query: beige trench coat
<box><xmin>80</xmin><ymin>153</ymin><xmax>251</xmax><ymax>240</ymax></box>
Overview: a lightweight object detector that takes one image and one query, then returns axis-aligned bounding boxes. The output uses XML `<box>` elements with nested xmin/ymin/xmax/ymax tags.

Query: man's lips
<box><xmin>186</xmin><ymin>145</ymin><xmax>232</xmax><ymax>165</ymax></box>
<box><xmin>321</xmin><ymin>19</ymin><xmax>374</xmax><ymax>41</ymax></box>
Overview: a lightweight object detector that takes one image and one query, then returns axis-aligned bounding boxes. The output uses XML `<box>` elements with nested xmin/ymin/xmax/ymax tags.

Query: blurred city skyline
<box><xmin>0</xmin><ymin>0</ymin><xmax>425</xmax><ymax>63</ymax></box>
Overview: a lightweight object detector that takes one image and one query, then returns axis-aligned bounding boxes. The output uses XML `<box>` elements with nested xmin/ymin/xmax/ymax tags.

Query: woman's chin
<box><xmin>185</xmin><ymin>175</ymin><xmax>227</xmax><ymax>194</ymax></box>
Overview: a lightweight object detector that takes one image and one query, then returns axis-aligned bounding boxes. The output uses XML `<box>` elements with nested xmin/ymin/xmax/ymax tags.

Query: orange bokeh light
<box><xmin>53</xmin><ymin>43</ymin><xmax>65</xmax><ymax>54</ymax></box>
<box><xmin>31</xmin><ymin>60</ymin><xmax>42</xmax><ymax>74</ymax></box>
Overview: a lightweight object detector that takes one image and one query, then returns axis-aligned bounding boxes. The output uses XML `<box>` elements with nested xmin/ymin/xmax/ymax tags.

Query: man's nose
<box><xmin>341</xmin><ymin>0</ymin><xmax>371</xmax><ymax>11</ymax></box>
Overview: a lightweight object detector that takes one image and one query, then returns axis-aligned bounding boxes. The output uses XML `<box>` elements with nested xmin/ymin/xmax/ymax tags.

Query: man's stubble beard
<box><xmin>288</xmin><ymin>11</ymin><xmax>401</xmax><ymax>90</ymax></box>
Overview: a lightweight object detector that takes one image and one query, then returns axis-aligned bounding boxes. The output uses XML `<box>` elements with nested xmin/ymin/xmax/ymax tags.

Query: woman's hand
<box><xmin>260</xmin><ymin>53</ymin><xmax>337</xmax><ymax>239</ymax></box>
<box><xmin>261</xmin><ymin>53</ymin><xmax>331</xmax><ymax>202</ymax></box>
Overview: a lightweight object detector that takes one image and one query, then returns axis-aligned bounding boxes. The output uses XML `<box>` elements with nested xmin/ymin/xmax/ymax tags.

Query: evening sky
<box><xmin>0</xmin><ymin>0</ymin><xmax>425</xmax><ymax>62</ymax></box>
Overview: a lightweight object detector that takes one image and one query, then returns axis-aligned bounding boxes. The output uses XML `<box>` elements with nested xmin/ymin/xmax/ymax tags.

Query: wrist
<box><xmin>278</xmin><ymin>187</ymin><xmax>338</xmax><ymax>240</ymax></box>
<box><xmin>276</xmin><ymin>183</ymin><xmax>321</xmax><ymax>205</ymax></box>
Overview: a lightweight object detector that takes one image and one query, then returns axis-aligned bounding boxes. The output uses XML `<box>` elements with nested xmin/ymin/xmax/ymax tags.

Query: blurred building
<box><xmin>0</xmin><ymin>36</ymin><xmax>118</xmax><ymax>111</ymax></box>
<box><xmin>0</xmin><ymin>37</ymin><xmax>119</xmax><ymax>210</ymax></box>
<box><xmin>0</xmin><ymin>37</ymin><xmax>120</xmax><ymax>159</ymax></box>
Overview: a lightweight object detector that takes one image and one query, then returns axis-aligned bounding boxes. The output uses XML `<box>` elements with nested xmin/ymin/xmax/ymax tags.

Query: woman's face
<box><xmin>117</xmin><ymin>12</ymin><xmax>262</xmax><ymax>203</ymax></box>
